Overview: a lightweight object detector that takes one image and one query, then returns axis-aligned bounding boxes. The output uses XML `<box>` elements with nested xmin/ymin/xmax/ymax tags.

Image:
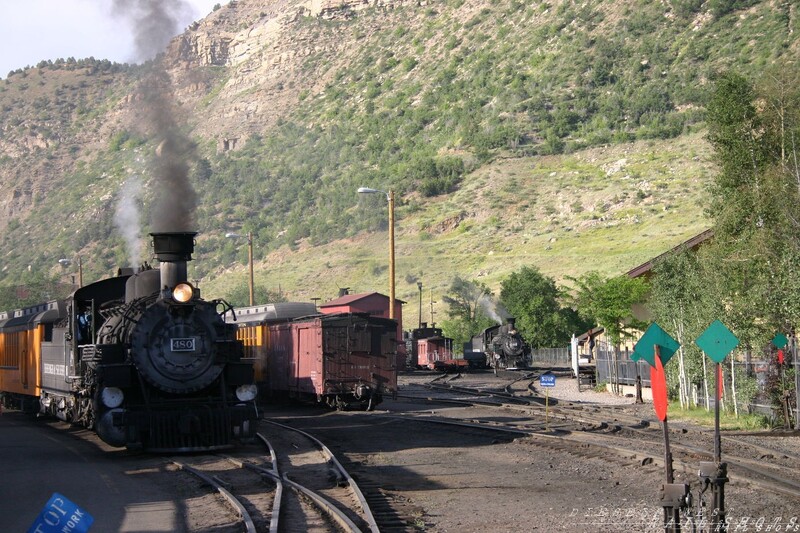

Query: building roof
<box><xmin>320</xmin><ymin>292</ymin><xmax>406</xmax><ymax>308</ymax></box>
<box><xmin>321</xmin><ymin>292</ymin><xmax>379</xmax><ymax>307</ymax></box>
<box><xmin>626</xmin><ymin>228</ymin><xmax>714</xmax><ymax>279</ymax></box>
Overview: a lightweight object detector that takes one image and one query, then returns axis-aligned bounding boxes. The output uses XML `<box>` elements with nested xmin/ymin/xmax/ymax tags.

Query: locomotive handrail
<box><xmin>216</xmin><ymin>298</ymin><xmax>237</xmax><ymax>321</ymax></box>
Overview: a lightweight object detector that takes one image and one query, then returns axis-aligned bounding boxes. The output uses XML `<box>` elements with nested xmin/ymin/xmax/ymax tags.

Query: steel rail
<box><xmin>423</xmin><ymin>381</ymin><xmax>532</xmax><ymax>404</ymax></box>
<box><xmin>224</xmin><ymin>455</ymin><xmax>362</xmax><ymax>533</ymax></box>
<box><xmin>172</xmin><ymin>460</ymin><xmax>257</xmax><ymax>533</ymax></box>
<box><xmin>377</xmin><ymin>412</ymin><xmax>800</xmax><ymax>500</ymax></box>
<box><xmin>398</xmin><ymin>386</ymin><xmax>613</xmax><ymax>429</ymax></box>
<box><xmin>262</xmin><ymin>419</ymin><xmax>380</xmax><ymax>533</ymax></box>
<box><xmin>255</xmin><ymin>433</ymin><xmax>283</xmax><ymax>533</ymax></box>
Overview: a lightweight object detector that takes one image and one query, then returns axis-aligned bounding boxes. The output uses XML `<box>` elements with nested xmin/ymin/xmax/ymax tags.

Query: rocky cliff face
<box><xmin>165</xmin><ymin>0</ymin><xmax>425</xmax><ymax>150</ymax></box>
<box><xmin>0</xmin><ymin>0</ymin><xmax>420</xmax><ymax>232</ymax></box>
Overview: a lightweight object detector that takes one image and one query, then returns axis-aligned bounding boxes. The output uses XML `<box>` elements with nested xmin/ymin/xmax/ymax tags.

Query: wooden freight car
<box><xmin>407</xmin><ymin>324</ymin><xmax>470</xmax><ymax>371</ymax></box>
<box><xmin>230</xmin><ymin>309</ymin><xmax>398</xmax><ymax>410</ymax></box>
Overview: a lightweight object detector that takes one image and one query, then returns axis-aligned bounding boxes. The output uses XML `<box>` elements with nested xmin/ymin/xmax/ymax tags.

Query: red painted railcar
<box><xmin>407</xmin><ymin>324</ymin><xmax>467</xmax><ymax>371</ymax></box>
<box><xmin>232</xmin><ymin>310</ymin><xmax>397</xmax><ymax>410</ymax></box>
<box><xmin>417</xmin><ymin>337</ymin><xmax>458</xmax><ymax>370</ymax></box>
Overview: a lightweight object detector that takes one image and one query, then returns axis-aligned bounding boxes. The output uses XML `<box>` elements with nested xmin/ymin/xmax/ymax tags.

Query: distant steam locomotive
<box><xmin>464</xmin><ymin>318</ymin><xmax>530</xmax><ymax>370</ymax></box>
<box><xmin>0</xmin><ymin>232</ymin><xmax>258</xmax><ymax>452</ymax></box>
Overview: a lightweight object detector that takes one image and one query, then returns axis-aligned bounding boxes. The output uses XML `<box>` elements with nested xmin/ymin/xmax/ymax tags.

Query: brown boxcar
<box><xmin>406</xmin><ymin>324</ymin><xmax>467</xmax><ymax>371</ymax></box>
<box><xmin>416</xmin><ymin>337</ymin><xmax>469</xmax><ymax>370</ymax></box>
<box><xmin>233</xmin><ymin>311</ymin><xmax>398</xmax><ymax>410</ymax></box>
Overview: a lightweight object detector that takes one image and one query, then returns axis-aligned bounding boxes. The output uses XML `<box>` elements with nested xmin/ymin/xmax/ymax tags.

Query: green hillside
<box><xmin>0</xmin><ymin>0</ymin><xmax>796</xmax><ymax>309</ymax></box>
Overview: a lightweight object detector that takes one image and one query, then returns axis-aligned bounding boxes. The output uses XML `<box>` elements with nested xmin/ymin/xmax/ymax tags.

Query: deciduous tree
<box><xmin>500</xmin><ymin>266</ymin><xmax>589</xmax><ymax>348</ymax></box>
<box><xmin>571</xmin><ymin>272</ymin><xmax>649</xmax><ymax>394</ymax></box>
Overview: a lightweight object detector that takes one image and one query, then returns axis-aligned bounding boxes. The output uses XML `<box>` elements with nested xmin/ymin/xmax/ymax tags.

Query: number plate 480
<box><xmin>171</xmin><ymin>338</ymin><xmax>196</xmax><ymax>351</ymax></box>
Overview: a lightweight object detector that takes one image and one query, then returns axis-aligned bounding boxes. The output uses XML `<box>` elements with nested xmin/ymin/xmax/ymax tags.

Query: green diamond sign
<box><xmin>695</xmin><ymin>320</ymin><xmax>739</xmax><ymax>363</ymax></box>
<box><xmin>772</xmin><ymin>333</ymin><xmax>788</xmax><ymax>350</ymax></box>
<box><xmin>632</xmin><ymin>322</ymin><xmax>680</xmax><ymax>367</ymax></box>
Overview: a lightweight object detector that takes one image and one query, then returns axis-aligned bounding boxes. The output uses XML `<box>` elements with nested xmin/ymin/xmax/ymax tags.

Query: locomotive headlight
<box><xmin>101</xmin><ymin>387</ymin><xmax>125</xmax><ymax>408</ymax></box>
<box><xmin>172</xmin><ymin>282</ymin><xmax>194</xmax><ymax>303</ymax></box>
<box><xmin>235</xmin><ymin>384</ymin><xmax>258</xmax><ymax>402</ymax></box>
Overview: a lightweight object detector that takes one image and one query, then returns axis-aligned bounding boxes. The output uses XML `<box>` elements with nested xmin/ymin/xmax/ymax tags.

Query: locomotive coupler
<box><xmin>698</xmin><ymin>461</ymin><xmax>728</xmax><ymax>532</ymax></box>
<box><xmin>659</xmin><ymin>483</ymin><xmax>691</xmax><ymax>533</ymax></box>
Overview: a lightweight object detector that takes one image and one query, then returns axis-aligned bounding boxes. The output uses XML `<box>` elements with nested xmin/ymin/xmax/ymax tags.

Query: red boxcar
<box><xmin>417</xmin><ymin>337</ymin><xmax>455</xmax><ymax>370</ymax></box>
<box><xmin>407</xmin><ymin>324</ymin><xmax>465</xmax><ymax>371</ymax></box>
<box><xmin>233</xmin><ymin>310</ymin><xmax>397</xmax><ymax>410</ymax></box>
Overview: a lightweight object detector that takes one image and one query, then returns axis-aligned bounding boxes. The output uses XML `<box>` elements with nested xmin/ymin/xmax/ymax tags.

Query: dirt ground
<box><xmin>7</xmin><ymin>369</ymin><xmax>794</xmax><ymax>532</ymax></box>
<box><xmin>280</xmin><ymin>370</ymin><xmax>800</xmax><ymax>532</ymax></box>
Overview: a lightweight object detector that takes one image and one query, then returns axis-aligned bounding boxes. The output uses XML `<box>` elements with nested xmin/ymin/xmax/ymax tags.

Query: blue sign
<box><xmin>28</xmin><ymin>493</ymin><xmax>94</xmax><ymax>533</ymax></box>
<box><xmin>539</xmin><ymin>373</ymin><xmax>556</xmax><ymax>388</ymax></box>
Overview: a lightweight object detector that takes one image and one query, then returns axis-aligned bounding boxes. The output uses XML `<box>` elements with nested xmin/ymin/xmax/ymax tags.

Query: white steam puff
<box><xmin>479</xmin><ymin>296</ymin><xmax>511</xmax><ymax>325</ymax></box>
<box><xmin>115</xmin><ymin>177</ymin><xmax>144</xmax><ymax>269</ymax></box>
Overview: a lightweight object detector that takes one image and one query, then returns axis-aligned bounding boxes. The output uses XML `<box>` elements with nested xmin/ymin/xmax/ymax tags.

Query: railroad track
<box><xmin>379</xmin><ymin>409</ymin><xmax>800</xmax><ymax>503</ymax></box>
<box><xmin>390</xmin><ymin>379</ymin><xmax>800</xmax><ymax>504</ymax></box>
<box><xmin>171</xmin><ymin>420</ymin><xmax>383</xmax><ymax>532</ymax></box>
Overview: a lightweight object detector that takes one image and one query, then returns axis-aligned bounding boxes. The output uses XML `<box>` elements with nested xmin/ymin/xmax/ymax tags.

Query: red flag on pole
<box><xmin>717</xmin><ymin>363</ymin><xmax>724</xmax><ymax>400</ymax></box>
<box><xmin>651</xmin><ymin>351</ymin><xmax>668</xmax><ymax>422</ymax></box>
<box><xmin>778</xmin><ymin>349</ymin><xmax>785</xmax><ymax>365</ymax></box>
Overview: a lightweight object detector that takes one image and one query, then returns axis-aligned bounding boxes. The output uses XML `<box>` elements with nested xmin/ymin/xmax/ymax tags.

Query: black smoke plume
<box><xmin>114</xmin><ymin>0</ymin><xmax>198</xmax><ymax>233</ymax></box>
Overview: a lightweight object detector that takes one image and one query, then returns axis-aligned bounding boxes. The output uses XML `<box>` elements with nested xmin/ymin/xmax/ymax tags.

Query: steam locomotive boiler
<box><xmin>465</xmin><ymin>318</ymin><xmax>530</xmax><ymax>371</ymax></box>
<box><xmin>0</xmin><ymin>232</ymin><xmax>258</xmax><ymax>452</ymax></box>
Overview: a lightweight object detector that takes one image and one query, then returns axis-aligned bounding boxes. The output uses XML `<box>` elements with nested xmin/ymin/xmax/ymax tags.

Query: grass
<box><xmin>200</xmin><ymin>132</ymin><xmax>713</xmax><ymax>305</ymax></box>
<box><xmin>667</xmin><ymin>402</ymin><xmax>771</xmax><ymax>431</ymax></box>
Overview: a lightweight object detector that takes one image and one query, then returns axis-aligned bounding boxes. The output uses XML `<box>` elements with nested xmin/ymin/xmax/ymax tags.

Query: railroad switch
<box><xmin>698</xmin><ymin>461</ymin><xmax>728</xmax><ymax>532</ymax></box>
<box><xmin>660</xmin><ymin>482</ymin><xmax>691</xmax><ymax>508</ymax></box>
<box><xmin>659</xmin><ymin>483</ymin><xmax>691</xmax><ymax>532</ymax></box>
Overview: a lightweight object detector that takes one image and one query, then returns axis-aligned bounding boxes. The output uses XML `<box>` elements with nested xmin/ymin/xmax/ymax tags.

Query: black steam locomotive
<box><xmin>464</xmin><ymin>318</ymin><xmax>530</xmax><ymax>371</ymax></box>
<box><xmin>1</xmin><ymin>232</ymin><xmax>258</xmax><ymax>452</ymax></box>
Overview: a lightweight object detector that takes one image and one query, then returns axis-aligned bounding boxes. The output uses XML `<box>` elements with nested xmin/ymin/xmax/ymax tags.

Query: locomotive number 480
<box><xmin>171</xmin><ymin>338</ymin><xmax>196</xmax><ymax>352</ymax></box>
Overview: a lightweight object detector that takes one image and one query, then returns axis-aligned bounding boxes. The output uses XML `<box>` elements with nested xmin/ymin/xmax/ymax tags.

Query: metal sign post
<box><xmin>795</xmin><ymin>334</ymin><xmax>800</xmax><ymax>429</ymax></box>
<box><xmin>539</xmin><ymin>373</ymin><xmax>556</xmax><ymax>430</ymax></box>
<box><xmin>696</xmin><ymin>320</ymin><xmax>739</xmax><ymax>533</ymax></box>
<box><xmin>652</xmin><ymin>346</ymin><xmax>688</xmax><ymax>533</ymax></box>
<box><xmin>772</xmin><ymin>334</ymin><xmax>791</xmax><ymax>427</ymax></box>
<box><xmin>633</xmin><ymin>324</ymin><xmax>687</xmax><ymax>533</ymax></box>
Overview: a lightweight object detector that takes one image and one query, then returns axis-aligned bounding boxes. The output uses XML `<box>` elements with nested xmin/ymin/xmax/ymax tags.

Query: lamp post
<box><xmin>357</xmin><ymin>187</ymin><xmax>395</xmax><ymax>320</ymax></box>
<box><xmin>417</xmin><ymin>281</ymin><xmax>423</xmax><ymax>328</ymax></box>
<box><xmin>58</xmin><ymin>256</ymin><xmax>83</xmax><ymax>287</ymax></box>
<box><xmin>226</xmin><ymin>231</ymin><xmax>254</xmax><ymax>306</ymax></box>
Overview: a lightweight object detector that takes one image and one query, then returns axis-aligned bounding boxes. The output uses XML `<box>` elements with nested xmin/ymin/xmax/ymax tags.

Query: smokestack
<box><xmin>150</xmin><ymin>232</ymin><xmax>196</xmax><ymax>292</ymax></box>
<box><xmin>506</xmin><ymin>317</ymin><xmax>516</xmax><ymax>329</ymax></box>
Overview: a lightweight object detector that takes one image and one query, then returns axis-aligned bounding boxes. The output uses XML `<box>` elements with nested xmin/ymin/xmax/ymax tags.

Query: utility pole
<box><xmin>429</xmin><ymin>288</ymin><xmax>436</xmax><ymax>326</ymax></box>
<box><xmin>417</xmin><ymin>282</ymin><xmax>423</xmax><ymax>328</ymax></box>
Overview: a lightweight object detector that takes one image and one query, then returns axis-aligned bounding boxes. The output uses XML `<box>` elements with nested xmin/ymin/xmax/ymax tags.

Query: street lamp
<box><xmin>58</xmin><ymin>256</ymin><xmax>83</xmax><ymax>287</ymax></box>
<box><xmin>417</xmin><ymin>281</ymin><xmax>423</xmax><ymax>328</ymax></box>
<box><xmin>226</xmin><ymin>231</ymin><xmax>254</xmax><ymax>306</ymax></box>
<box><xmin>357</xmin><ymin>186</ymin><xmax>395</xmax><ymax>320</ymax></box>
